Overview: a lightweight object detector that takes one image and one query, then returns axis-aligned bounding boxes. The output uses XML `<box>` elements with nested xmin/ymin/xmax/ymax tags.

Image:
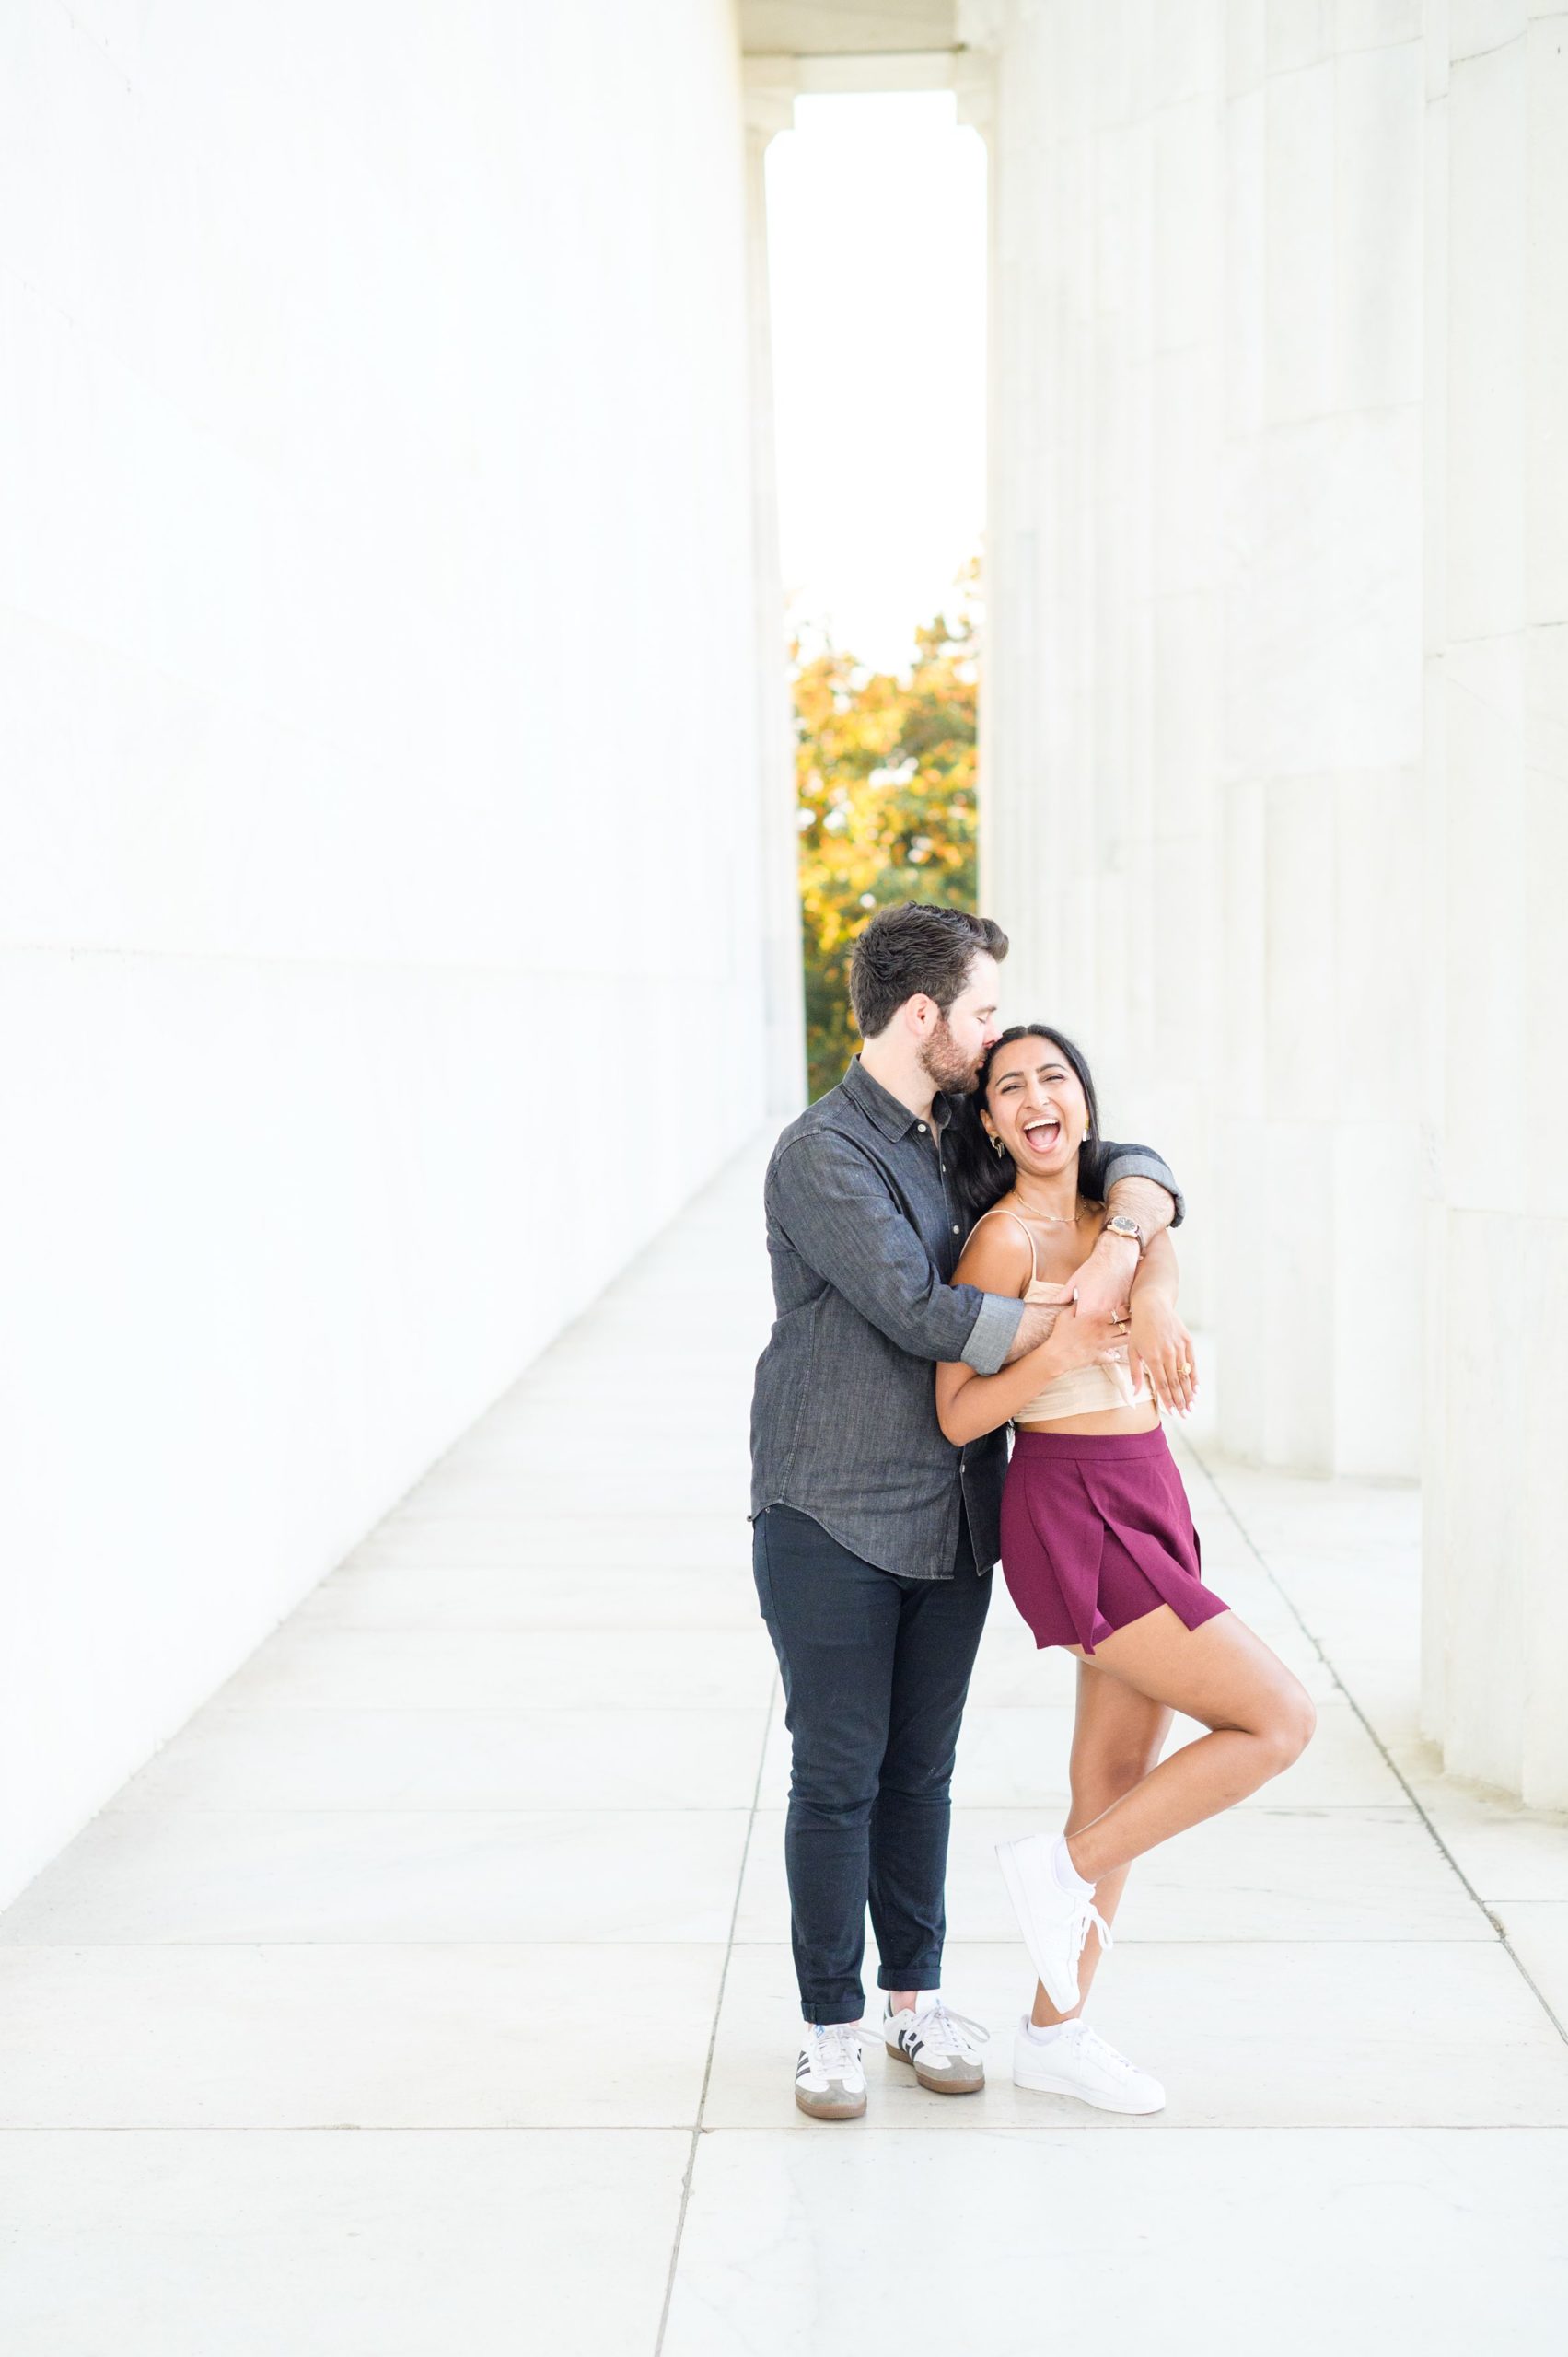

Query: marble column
<box><xmin>977</xmin><ymin>1</ymin><xmax>1425</xmax><ymax>1472</ymax></box>
<box><xmin>1216</xmin><ymin>2</ymin><xmax>1426</xmax><ymax>1480</ymax></box>
<box><xmin>1421</xmin><ymin>2</ymin><xmax>1568</xmax><ymax>1805</ymax></box>
<box><xmin>743</xmin><ymin>61</ymin><xmax>807</xmax><ymax>1116</ymax></box>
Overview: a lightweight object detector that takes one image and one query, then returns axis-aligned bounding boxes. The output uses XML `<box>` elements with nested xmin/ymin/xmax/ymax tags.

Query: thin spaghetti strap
<box><xmin>969</xmin><ymin>1205</ymin><xmax>1040</xmax><ymax>1283</ymax></box>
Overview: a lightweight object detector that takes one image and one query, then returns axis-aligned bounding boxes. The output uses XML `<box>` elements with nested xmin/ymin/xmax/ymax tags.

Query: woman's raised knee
<box><xmin>1258</xmin><ymin>1685</ymin><xmax>1316</xmax><ymax>1777</ymax></box>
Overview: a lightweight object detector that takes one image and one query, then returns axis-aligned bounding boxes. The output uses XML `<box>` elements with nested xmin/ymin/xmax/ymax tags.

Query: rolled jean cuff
<box><xmin>803</xmin><ymin>2000</ymin><xmax>869</xmax><ymax>2026</ymax></box>
<box><xmin>876</xmin><ymin>1960</ymin><xmax>940</xmax><ymax>1993</ymax></box>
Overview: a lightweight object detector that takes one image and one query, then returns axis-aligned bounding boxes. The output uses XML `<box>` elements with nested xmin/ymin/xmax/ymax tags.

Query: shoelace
<box><xmin>1073</xmin><ymin>1897</ymin><xmax>1113</xmax><ymax>1964</ymax></box>
<box><xmin>912</xmin><ymin>2000</ymin><xmax>991</xmax><ymax>2061</ymax></box>
<box><xmin>812</xmin><ymin>2024</ymin><xmax>863</xmax><ymax>2080</ymax></box>
<box><xmin>1065</xmin><ymin>2022</ymin><xmax>1135</xmax><ymax>2078</ymax></box>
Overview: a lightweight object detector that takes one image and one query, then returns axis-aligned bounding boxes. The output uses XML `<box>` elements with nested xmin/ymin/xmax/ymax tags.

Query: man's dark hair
<box><xmin>848</xmin><ymin>903</ymin><xmax>1008</xmax><ymax>1040</ymax></box>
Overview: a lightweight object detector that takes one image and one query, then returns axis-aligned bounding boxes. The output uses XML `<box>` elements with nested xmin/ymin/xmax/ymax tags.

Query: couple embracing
<box><xmin>749</xmin><ymin>902</ymin><xmax>1315</xmax><ymax>2119</ymax></box>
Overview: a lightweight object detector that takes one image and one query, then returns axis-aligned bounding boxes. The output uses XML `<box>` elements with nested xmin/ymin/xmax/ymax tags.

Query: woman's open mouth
<box><xmin>1020</xmin><ymin>1115</ymin><xmax>1062</xmax><ymax>1156</ymax></box>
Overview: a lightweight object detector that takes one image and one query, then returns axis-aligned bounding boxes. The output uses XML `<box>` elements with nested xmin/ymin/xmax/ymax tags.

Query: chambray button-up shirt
<box><xmin>749</xmin><ymin>1057</ymin><xmax>1182</xmax><ymax>1582</ymax></box>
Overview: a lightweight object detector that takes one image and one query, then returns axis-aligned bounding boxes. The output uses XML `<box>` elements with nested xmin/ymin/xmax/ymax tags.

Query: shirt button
<box><xmin>952</xmin><ymin>1224</ymin><xmax>960</xmax><ymax>1235</ymax></box>
<box><xmin>917</xmin><ymin>1122</ymin><xmax>927</xmax><ymax>1133</ymax></box>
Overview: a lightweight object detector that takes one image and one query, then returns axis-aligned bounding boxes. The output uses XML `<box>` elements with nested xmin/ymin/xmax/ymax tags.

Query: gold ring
<box><xmin>1179</xmin><ymin>1361</ymin><xmax>1191</xmax><ymax>1376</ymax></box>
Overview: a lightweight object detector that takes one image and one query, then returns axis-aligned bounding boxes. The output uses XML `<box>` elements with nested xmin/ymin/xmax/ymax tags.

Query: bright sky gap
<box><xmin>765</xmin><ymin>93</ymin><xmax>988</xmax><ymax>677</ymax></box>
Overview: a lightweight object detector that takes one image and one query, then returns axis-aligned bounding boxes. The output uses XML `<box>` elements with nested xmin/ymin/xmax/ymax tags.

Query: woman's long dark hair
<box><xmin>947</xmin><ymin>1022</ymin><xmax>1105</xmax><ymax>1226</ymax></box>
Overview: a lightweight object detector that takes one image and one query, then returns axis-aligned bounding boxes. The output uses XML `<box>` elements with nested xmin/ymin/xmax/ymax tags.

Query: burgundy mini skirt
<box><xmin>999</xmin><ymin>1424</ymin><xmax>1229</xmax><ymax>1655</ymax></box>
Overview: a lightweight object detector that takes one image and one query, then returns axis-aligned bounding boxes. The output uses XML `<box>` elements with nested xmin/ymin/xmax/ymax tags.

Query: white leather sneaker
<box><xmin>1012</xmin><ymin>2016</ymin><xmax>1165</xmax><ymax>2114</ymax></box>
<box><xmin>883</xmin><ymin>1996</ymin><xmax>988</xmax><ymax>2095</ymax></box>
<box><xmin>795</xmin><ymin>2024</ymin><xmax>866</xmax><ymax>2120</ymax></box>
<box><xmin>994</xmin><ymin>1831</ymin><xmax>1112</xmax><ymax>2013</ymax></box>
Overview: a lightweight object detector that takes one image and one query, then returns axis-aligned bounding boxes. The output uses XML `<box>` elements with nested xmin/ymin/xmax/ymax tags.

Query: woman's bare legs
<box><xmin>1029</xmin><ymin>1661</ymin><xmax>1172</xmax><ymax>2028</ymax></box>
<box><xmin>1059</xmin><ymin>1607</ymin><xmax>1315</xmax><ymax>1889</ymax></box>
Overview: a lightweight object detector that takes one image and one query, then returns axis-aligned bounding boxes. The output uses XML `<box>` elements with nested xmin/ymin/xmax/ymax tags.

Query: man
<box><xmin>750</xmin><ymin>903</ymin><xmax>1181</xmax><ymax>2119</ymax></box>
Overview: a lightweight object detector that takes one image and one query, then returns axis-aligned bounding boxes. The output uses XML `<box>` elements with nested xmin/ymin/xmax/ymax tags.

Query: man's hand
<box><xmin>1008</xmin><ymin>1295</ymin><xmax>1064</xmax><ymax>1360</ymax></box>
<box><xmin>1067</xmin><ymin>1229</ymin><xmax>1138</xmax><ymax>1330</ymax></box>
<box><xmin>1128</xmin><ymin>1291</ymin><xmax>1198</xmax><ymax>1417</ymax></box>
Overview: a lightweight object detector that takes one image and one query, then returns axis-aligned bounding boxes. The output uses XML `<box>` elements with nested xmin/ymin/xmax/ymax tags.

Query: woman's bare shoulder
<box><xmin>954</xmin><ymin>1205</ymin><xmax>1036</xmax><ymax>1295</ymax></box>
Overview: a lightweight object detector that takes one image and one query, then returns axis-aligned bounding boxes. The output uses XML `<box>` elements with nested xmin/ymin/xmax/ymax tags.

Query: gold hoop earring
<box><xmin>990</xmin><ymin>1135</ymin><xmax>1005</xmax><ymax>1157</ymax></box>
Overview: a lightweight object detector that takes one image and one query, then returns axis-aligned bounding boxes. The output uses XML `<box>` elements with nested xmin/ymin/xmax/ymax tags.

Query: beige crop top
<box><xmin>972</xmin><ymin>1207</ymin><xmax>1151</xmax><ymax>1425</ymax></box>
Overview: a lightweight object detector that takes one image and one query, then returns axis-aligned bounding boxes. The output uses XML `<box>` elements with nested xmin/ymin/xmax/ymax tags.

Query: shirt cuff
<box><xmin>1105</xmin><ymin>1151</ymin><xmax>1185</xmax><ymax>1228</ymax></box>
<box><xmin>963</xmin><ymin>1289</ymin><xmax>1025</xmax><ymax>1376</ymax></box>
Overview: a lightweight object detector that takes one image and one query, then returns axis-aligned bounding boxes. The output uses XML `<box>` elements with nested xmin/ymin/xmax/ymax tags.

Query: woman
<box><xmin>936</xmin><ymin>1024</ymin><xmax>1315</xmax><ymax>2114</ymax></box>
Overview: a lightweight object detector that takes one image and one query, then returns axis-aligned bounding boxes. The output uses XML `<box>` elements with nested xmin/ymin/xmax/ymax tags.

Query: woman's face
<box><xmin>982</xmin><ymin>1036</ymin><xmax>1088</xmax><ymax>1176</ymax></box>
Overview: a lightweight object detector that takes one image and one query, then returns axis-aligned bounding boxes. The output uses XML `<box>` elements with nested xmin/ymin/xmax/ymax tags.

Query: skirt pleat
<box><xmin>999</xmin><ymin>1424</ymin><xmax>1228</xmax><ymax>1655</ymax></box>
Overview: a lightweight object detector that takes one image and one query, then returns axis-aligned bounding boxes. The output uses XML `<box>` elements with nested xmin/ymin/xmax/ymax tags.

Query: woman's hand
<box><xmin>1048</xmin><ymin>1294</ymin><xmax>1130</xmax><ymax>1374</ymax></box>
<box><xmin>1128</xmin><ymin>1291</ymin><xmax>1197</xmax><ymax>1417</ymax></box>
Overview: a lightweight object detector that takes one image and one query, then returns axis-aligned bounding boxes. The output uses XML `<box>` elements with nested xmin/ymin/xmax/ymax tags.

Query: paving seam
<box><xmin>1185</xmin><ymin>1443</ymin><xmax>1568</xmax><ymax>2049</ymax></box>
<box><xmin>653</xmin><ymin>1678</ymin><xmax>777</xmax><ymax>2355</ymax></box>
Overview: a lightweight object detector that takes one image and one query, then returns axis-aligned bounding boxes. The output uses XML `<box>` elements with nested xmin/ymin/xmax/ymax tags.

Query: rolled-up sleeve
<box><xmin>1092</xmin><ymin>1141</ymin><xmax>1184</xmax><ymax>1228</ymax></box>
<box><xmin>770</xmin><ymin>1132</ymin><xmax>1026</xmax><ymax>1368</ymax></box>
<box><xmin>962</xmin><ymin>1286</ymin><xmax>1024</xmax><ymax>1375</ymax></box>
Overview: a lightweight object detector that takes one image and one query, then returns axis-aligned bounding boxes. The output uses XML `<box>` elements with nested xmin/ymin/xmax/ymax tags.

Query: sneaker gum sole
<box><xmin>795</xmin><ymin>2084</ymin><xmax>866</xmax><ymax>2121</ymax></box>
<box><xmin>884</xmin><ymin>2038</ymin><xmax>984</xmax><ymax>2096</ymax></box>
<box><xmin>995</xmin><ymin>1840</ymin><xmax>1082</xmax><ymax>2014</ymax></box>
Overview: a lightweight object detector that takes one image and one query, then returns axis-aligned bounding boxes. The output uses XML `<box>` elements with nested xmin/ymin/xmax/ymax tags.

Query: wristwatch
<box><xmin>1104</xmin><ymin>1213</ymin><xmax>1144</xmax><ymax>1253</ymax></box>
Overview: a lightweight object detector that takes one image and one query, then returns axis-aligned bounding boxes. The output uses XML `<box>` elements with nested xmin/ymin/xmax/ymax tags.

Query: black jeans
<box><xmin>752</xmin><ymin>1504</ymin><xmax>993</xmax><ymax>2026</ymax></box>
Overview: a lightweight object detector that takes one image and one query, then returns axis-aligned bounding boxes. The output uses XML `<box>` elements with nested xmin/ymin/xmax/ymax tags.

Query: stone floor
<box><xmin>3</xmin><ymin>1145</ymin><xmax>1567</xmax><ymax>2352</ymax></box>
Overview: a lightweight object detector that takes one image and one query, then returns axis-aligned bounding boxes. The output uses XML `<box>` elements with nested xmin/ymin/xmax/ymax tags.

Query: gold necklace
<box><xmin>1011</xmin><ymin>1195</ymin><xmax>1085</xmax><ymax>1226</ymax></box>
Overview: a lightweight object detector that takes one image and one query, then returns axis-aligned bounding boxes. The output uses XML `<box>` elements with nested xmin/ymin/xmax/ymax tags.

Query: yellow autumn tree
<box><xmin>796</xmin><ymin>568</ymin><xmax>980</xmax><ymax>1099</ymax></box>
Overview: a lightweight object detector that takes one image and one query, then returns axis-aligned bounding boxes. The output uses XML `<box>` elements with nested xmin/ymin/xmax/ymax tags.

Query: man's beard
<box><xmin>919</xmin><ymin>1016</ymin><xmax>984</xmax><ymax>1097</ymax></box>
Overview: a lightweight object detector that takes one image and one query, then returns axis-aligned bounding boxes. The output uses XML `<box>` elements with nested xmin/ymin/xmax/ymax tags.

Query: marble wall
<box><xmin>0</xmin><ymin>0</ymin><xmax>794</xmax><ymax>1905</ymax></box>
<box><xmin>1421</xmin><ymin>3</ymin><xmax>1568</xmax><ymax>1805</ymax></box>
<box><xmin>973</xmin><ymin>0</ymin><xmax>1568</xmax><ymax>1799</ymax></box>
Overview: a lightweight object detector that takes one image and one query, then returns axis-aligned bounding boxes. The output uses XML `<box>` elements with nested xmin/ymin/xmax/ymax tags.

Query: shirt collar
<box><xmin>842</xmin><ymin>1055</ymin><xmax>951</xmax><ymax>1140</ymax></box>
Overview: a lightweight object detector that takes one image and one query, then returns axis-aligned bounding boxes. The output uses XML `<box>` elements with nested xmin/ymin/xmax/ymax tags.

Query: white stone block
<box><xmin>1264</xmin><ymin>777</ymin><xmax>1340</xmax><ymax>1109</ymax></box>
<box><xmin>1519</xmin><ymin>1213</ymin><xmax>1568</xmax><ymax>1804</ymax></box>
<box><xmin>1425</xmin><ymin>0</ymin><xmax>1453</xmax><ymax>97</ymax></box>
<box><xmin>1449</xmin><ymin>0</ymin><xmax>1529</xmax><ymax>59</ymax></box>
<box><xmin>1331</xmin><ymin>767</ymin><xmax>1424</xmax><ymax>1124</ymax></box>
<box><xmin>1330</xmin><ymin>1120</ymin><xmax>1423</xmax><ymax>1474</ymax></box>
<box><xmin>1151</xmin><ymin>94</ymin><xmax>1224</xmax><ymax>361</ymax></box>
<box><xmin>1333</xmin><ymin>35</ymin><xmax>1424</xmax><ymax>412</ymax></box>
<box><xmin>1260</xmin><ymin>1137</ymin><xmax>1340</xmax><ymax>1467</ymax></box>
<box><xmin>1445</xmin><ymin>33</ymin><xmax>1528</xmax><ymax>643</ymax></box>
<box><xmin>1267</xmin><ymin>0</ymin><xmax>1335</xmax><ymax>73</ymax></box>
<box><xmin>1526</xmin><ymin>17</ymin><xmax>1568</xmax><ymax>625</ymax></box>
<box><xmin>1151</xmin><ymin>0</ymin><xmax>1225</xmax><ymax>108</ymax></box>
<box><xmin>1226</xmin><ymin>0</ymin><xmax>1269</xmax><ymax>94</ymax></box>
<box><xmin>1151</xmin><ymin>346</ymin><xmax>1225</xmax><ymax>597</ymax></box>
<box><xmin>1223</xmin><ymin>83</ymin><xmax>1268</xmax><ymax>433</ymax></box>
<box><xmin>1222</xmin><ymin>778</ymin><xmax>1270</xmax><ymax>1110</ymax></box>
<box><xmin>1434</xmin><ymin>1207</ymin><xmax>1531</xmax><ymax>1792</ymax></box>
<box><xmin>1441</xmin><ymin>633</ymin><xmax>1527</xmax><ymax>1213</ymax></box>
<box><xmin>0</xmin><ymin>0</ymin><xmax>779</xmax><ymax>1905</ymax></box>
<box><xmin>1216</xmin><ymin>1124</ymin><xmax>1268</xmax><ymax>1459</ymax></box>
<box><xmin>1227</xmin><ymin>411</ymin><xmax>1422</xmax><ymax>780</ymax></box>
<box><xmin>1335</xmin><ymin>0</ymin><xmax>1424</xmax><ymax>43</ymax></box>
<box><xmin>1151</xmin><ymin>587</ymin><xmax>1224</xmax><ymax>838</ymax></box>
<box><xmin>1524</xmin><ymin>625</ymin><xmax>1568</xmax><ymax>1219</ymax></box>
<box><xmin>1263</xmin><ymin>59</ymin><xmax>1337</xmax><ymax>424</ymax></box>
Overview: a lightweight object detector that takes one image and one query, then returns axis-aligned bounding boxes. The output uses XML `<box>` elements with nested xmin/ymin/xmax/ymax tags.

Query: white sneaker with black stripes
<box><xmin>883</xmin><ymin>1995</ymin><xmax>988</xmax><ymax>2095</ymax></box>
<box><xmin>795</xmin><ymin>2023</ymin><xmax>866</xmax><ymax>2120</ymax></box>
